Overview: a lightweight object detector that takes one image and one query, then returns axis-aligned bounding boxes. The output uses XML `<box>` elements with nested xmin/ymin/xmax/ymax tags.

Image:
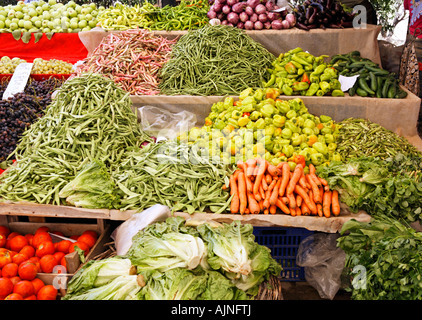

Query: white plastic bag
<box><xmin>111</xmin><ymin>204</ymin><xmax>171</xmax><ymax>256</ymax></box>
<box><xmin>137</xmin><ymin>105</ymin><xmax>197</xmax><ymax>142</ymax></box>
<box><xmin>296</xmin><ymin>233</ymin><xmax>346</xmax><ymax>300</ymax></box>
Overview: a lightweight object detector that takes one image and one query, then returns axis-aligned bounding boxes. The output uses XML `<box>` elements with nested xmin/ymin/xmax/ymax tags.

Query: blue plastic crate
<box><xmin>253</xmin><ymin>226</ymin><xmax>314</xmax><ymax>281</ymax></box>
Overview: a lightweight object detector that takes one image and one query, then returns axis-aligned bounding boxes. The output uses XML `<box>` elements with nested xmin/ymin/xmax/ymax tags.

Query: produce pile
<box><xmin>158</xmin><ymin>24</ymin><xmax>274</xmax><ymax>96</ymax></box>
<box><xmin>0</xmin><ymin>77</ymin><xmax>65</xmax><ymax>162</ymax></box>
<box><xmin>0</xmin><ymin>56</ymin><xmax>73</xmax><ymax>74</ymax></box>
<box><xmin>97</xmin><ymin>0</ymin><xmax>209</xmax><ymax>31</ymax></box>
<box><xmin>338</xmin><ymin>217</ymin><xmax>422</xmax><ymax>300</ymax></box>
<box><xmin>331</xmin><ymin>51</ymin><xmax>407</xmax><ymax>98</ymax></box>
<box><xmin>228</xmin><ymin>160</ymin><xmax>340</xmax><ymax>216</ymax></box>
<box><xmin>264</xmin><ymin>47</ymin><xmax>343</xmax><ymax>97</ymax></box>
<box><xmin>183</xmin><ymin>87</ymin><xmax>340</xmax><ymax>167</ymax></box>
<box><xmin>293</xmin><ymin>0</ymin><xmax>355</xmax><ymax>30</ymax></box>
<box><xmin>63</xmin><ymin>216</ymin><xmax>281</xmax><ymax>300</ymax></box>
<box><xmin>207</xmin><ymin>0</ymin><xmax>296</xmax><ymax>30</ymax></box>
<box><xmin>75</xmin><ymin>29</ymin><xmax>176</xmax><ymax>96</ymax></box>
<box><xmin>0</xmin><ymin>224</ymin><xmax>98</xmax><ymax>300</ymax></box>
<box><xmin>0</xmin><ymin>0</ymin><xmax>103</xmax><ymax>34</ymax></box>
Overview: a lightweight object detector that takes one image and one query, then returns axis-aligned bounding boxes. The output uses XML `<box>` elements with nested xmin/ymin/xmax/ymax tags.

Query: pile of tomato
<box><xmin>0</xmin><ymin>225</ymin><xmax>98</xmax><ymax>300</ymax></box>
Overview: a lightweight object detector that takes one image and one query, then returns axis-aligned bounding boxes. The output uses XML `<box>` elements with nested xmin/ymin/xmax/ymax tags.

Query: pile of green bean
<box><xmin>336</xmin><ymin>118</ymin><xmax>422</xmax><ymax>160</ymax></box>
<box><xmin>0</xmin><ymin>73</ymin><xmax>151</xmax><ymax>205</ymax></box>
<box><xmin>158</xmin><ymin>25</ymin><xmax>275</xmax><ymax>96</ymax></box>
<box><xmin>111</xmin><ymin>141</ymin><xmax>233</xmax><ymax>213</ymax></box>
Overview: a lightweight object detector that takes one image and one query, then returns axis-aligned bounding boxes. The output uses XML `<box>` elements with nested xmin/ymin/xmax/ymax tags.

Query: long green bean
<box><xmin>159</xmin><ymin>24</ymin><xmax>275</xmax><ymax>96</ymax></box>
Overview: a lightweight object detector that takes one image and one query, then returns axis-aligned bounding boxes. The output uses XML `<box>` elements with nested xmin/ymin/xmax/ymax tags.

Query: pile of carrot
<box><xmin>228</xmin><ymin>158</ymin><xmax>340</xmax><ymax>217</ymax></box>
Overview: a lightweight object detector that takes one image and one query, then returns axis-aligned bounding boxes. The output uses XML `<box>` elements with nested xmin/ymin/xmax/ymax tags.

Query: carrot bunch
<box><xmin>229</xmin><ymin>158</ymin><xmax>340</xmax><ymax>217</ymax></box>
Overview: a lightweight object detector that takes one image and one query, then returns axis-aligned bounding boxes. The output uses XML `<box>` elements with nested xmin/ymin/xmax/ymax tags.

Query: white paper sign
<box><xmin>339</xmin><ymin>74</ymin><xmax>359</xmax><ymax>92</ymax></box>
<box><xmin>2</xmin><ymin>63</ymin><xmax>33</xmax><ymax>100</ymax></box>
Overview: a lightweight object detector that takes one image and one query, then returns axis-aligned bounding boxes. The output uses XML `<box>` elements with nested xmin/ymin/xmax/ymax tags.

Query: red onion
<box><xmin>281</xmin><ymin>19</ymin><xmax>290</xmax><ymax>29</ymax></box>
<box><xmin>267</xmin><ymin>11</ymin><xmax>279</xmax><ymax>21</ymax></box>
<box><xmin>244</xmin><ymin>20</ymin><xmax>254</xmax><ymax>29</ymax></box>
<box><xmin>212</xmin><ymin>2</ymin><xmax>223</xmax><ymax>12</ymax></box>
<box><xmin>237</xmin><ymin>21</ymin><xmax>244</xmax><ymax>28</ymax></box>
<box><xmin>265</xmin><ymin>0</ymin><xmax>275</xmax><ymax>11</ymax></box>
<box><xmin>226</xmin><ymin>0</ymin><xmax>238</xmax><ymax>6</ymax></box>
<box><xmin>232</xmin><ymin>1</ymin><xmax>246</xmax><ymax>13</ymax></box>
<box><xmin>246</xmin><ymin>0</ymin><xmax>260</xmax><ymax>8</ymax></box>
<box><xmin>221</xmin><ymin>19</ymin><xmax>228</xmax><ymax>24</ymax></box>
<box><xmin>254</xmin><ymin>3</ymin><xmax>267</xmax><ymax>14</ymax></box>
<box><xmin>254</xmin><ymin>20</ymin><xmax>264</xmax><ymax>29</ymax></box>
<box><xmin>222</xmin><ymin>4</ymin><xmax>231</xmax><ymax>14</ymax></box>
<box><xmin>245</xmin><ymin>5</ymin><xmax>254</xmax><ymax>15</ymax></box>
<box><xmin>227</xmin><ymin>11</ymin><xmax>240</xmax><ymax>24</ymax></box>
<box><xmin>271</xmin><ymin>19</ymin><xmax>283</xmax><ymax>29</ymax></box>
<box><xmin>217</xmin><ymin>12</ymin><xmax>225</xmax><ymax>20</ymax></box>
<box><xmin>250</xmin><ymin>13</ymin><xmax>258</xmax><ymax>22</ymax></box>
<box><xmin>227</xmin><ymin>22</ymin><xmax>234</xmax><ymax>26</ymax></box>
<box><xmin>239</xmin><ymin>11</ymin><xmax>249</xmax><ymax>22</ymax></box>
<box><xmin>258</xmin><ymin>13</ymin><xmax>268</xmax><ymax>22</ymax></box>
<box><xmin>207</xmin><ymin>10</ymin><xmax>218</xmax><ymax>19</ymax></box>
<box><xmin>285</xmin><ymin>13</ymin><xmax>296</xmax><ymax>27</ymax></box>
<box><xmin>264</xmin><ymin>21</ymin><xmax>272</xmax><ymax>29</ymax></box>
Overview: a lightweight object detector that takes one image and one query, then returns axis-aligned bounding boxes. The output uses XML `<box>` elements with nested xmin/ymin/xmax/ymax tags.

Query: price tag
<box><xmin>2</xmin><ymin>63</ymin><xmax>33</xmax><ymax>100</ymax></box>
<box><xmin>339</xmin><ymin>74</ymin><xmax>359</xmax><ymax>92</ymax></box>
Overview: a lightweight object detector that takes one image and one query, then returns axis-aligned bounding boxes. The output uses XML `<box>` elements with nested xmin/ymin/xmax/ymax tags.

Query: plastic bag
<box><xmin>137</xmin><ymin>105</ymin><xmax>197</xmax><ymax>142</ymax></box>
<box><xmin>111</xmin><ymin>204</ymin><xmax>171</xmax><ymax>256</ymax></box>
<box><xmin>296</xmin><ymin>233</ymin><xmax>346</xmax><ymax>300</ymax></box>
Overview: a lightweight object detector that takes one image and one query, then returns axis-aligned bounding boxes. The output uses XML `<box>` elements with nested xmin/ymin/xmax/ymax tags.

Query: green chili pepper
<box><xmin>305</xmin><ymin>82</ymin><xmax>319</xmax><ymax>96</ymax></box>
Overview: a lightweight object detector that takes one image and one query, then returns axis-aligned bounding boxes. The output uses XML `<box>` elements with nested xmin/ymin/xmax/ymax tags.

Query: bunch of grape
<box><xmin>0</xmin><ymin>56</ymin><xmax>74</xmax><ymax>74</ymax></box>
<box><xmin>0</xmin><ymin>77</ymin><xmax>64</xmax><ymax>162</ymax></box>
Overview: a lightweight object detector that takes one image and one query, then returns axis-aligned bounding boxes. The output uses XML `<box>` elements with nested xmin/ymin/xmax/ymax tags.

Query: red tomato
<box><xmin>0</xmin><ymin>233</ymin><xmax>6</xmax><ymax>248</ymax></box>
<box><xmin>24</xmin><ymin>294</ymin><xmax>37</xmax><ymax>300</ymax></box>
<box><xmin>28</xmin><ymin>257</ymin><xmax>41</xmax><ymax>272</ymax></box>
<box><xmin>35</xmin><ymin>226</ymin><xmax>50</xmax><ymax>234</ymax></box>
<box><xmin>0</xmin><ymin>226</ymin><xmax>10</xmax><ymax>237</ymax></box>
<box><xmin>10</xmin><ymin>276</ymin><xmax>21</xmax><ymax>286</ymax></box>
<box><xmin>12</xmin><ymin>253</ymin><xmax>27</xmax><ymax>266</ymax></box>
<box><xmin>51</xmin><ymin>230</ymin><xmax>64</xmax><ymax>237</ymax></box>
<box><xmin>0</xmin><ymin>277</ymin><xmax>14</xmax><ymax>297</ymax></box>
<box><xmin>56</xmin><ymin>240</ymin><xmax>72</xmax><ymax>253</ymax></box>
<box><xmin>31</xmin><ymin>278</ymin><xmax>45</xmax><ymax>295</ymax></box>
<box><xmin>19</xmin><ymin>245</ymin><xmax>35</xmax><ymax>258</ymax></box>
<box><xmin>60</xmin><ymin>256</ymin><xmax>67</xmax><ymax>273</ymax></box>
<box><xmin>37</xmin><ymin>285</ymin><xmax>57</xmax><ymax>300</ymax></box>
<box><xmin>13</xmin><ymin>280</ymin><xmax>35</xmax><ymax>298</ymax></box>
<box><xmin>81</xmin><ymin>230</ymin><xmax>98</xmax><ymax>241</ymax></box>
<box><xmin>0</xmin><ymin>250</ymin><xmax>12</xmax><ymax>268</ymax></box>
<box><xmin>32</xmin><ymin>232</ymin><xmax>52</xmax><ymax>249</ymax></box>
<box><xmin>24</xmin><ymin>234</ymin><xmax>34</xmax><ymax>246</ymax></box>
<box><xmin>77</xmin><ymin>234</ymin><xmax>96</xmax><ymax>248</ymax></box>
<box><xmin>4</xmin><ymin>293</ymin><xmax>23</xmax><ymax>300</ymax></box>
<box><xmin>39</xmin><ymin>255</ymin><xmax>58</xmax><ymax>273</ymax></box>
<box><xmin>18</xmin><ymin>261</ymin><xmax>38</xmax><ymax>281</ymax></box>
<box><xmin>36</xmin><ymin>241</ymin><xmax>55</xmax><ymax>258</ymax></box>
<box><xmin>53</xmin><ymin>252</ymin><xmax>65</xmax><ymax>264</ymax></box>
<box><xmin>9</xmin><ymin>235</ymin><xmax>28</xmax><ymax>253</ymax></box>
<box><xmin>2</xmin><ymin>263</ymin><xmax>18</xmax><ymax>278</ymax></box>
<box><xmin>69</xmin><ymin>241</ymin><xmax>90</xmax><ymax>256</ymax></box>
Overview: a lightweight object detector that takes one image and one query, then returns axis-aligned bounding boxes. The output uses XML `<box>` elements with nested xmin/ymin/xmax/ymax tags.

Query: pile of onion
<box><xmin>207</xmin><ymin>0</ymin><xmax>296</xmax><ymax>30</ymax></box>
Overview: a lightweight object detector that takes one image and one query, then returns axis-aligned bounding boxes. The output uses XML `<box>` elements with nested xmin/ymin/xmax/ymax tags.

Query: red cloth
<box><xmin>405</xmin><ymin>0</ymin><xmax>422</xmax><ymax>38</ymax></box>
<box><xmin>0</xmin><ymin>32</ymin><xmax>88</xmax><ymax>64</ymax></box>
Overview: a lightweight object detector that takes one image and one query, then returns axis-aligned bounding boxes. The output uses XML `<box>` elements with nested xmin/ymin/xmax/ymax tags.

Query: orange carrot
<box><xmin>253</xmin><ymin>165</ymin><xmax>259</xmax><ymax>177</ymax></box>
<box><xmin>301</xmin><ymin>202</ymin><xmax>310</xmax><ymax>215</ymax></box>
<box><xmin>278</xmin><ymin>162</ymin><xmax>291</xmax><ymax>197</ymax></box>
<box><xmin>254</xmin><ymin>191</ymin><xmax>261</xmax><ymax>202</ymax></box>
<box><xmin>267</xmin><ymin>164</ymin><xmax>282</xmax><ymax>177</ymax></box>
<box><xmin>238</xmin><ymin>171</ymin><xmax>248</xmax><ymax>215</ymax></box>
<box><xmin>306</xmin><ymin>174</ymin><xmax>321</xmax><ymax>204</ymax></box>
<box><xmin>331</xmin><ymin>190</ymin><xmax>340</xmax><ymax>216</ymax></box>
<box><xmin>286</xmin><ymin>192</ymin><xmax>296</xmax><ymax>209</ymax></box>
<box><xmin>290</xmin><ymin>206</ymin><xmax>297</xmax><ymax>216</ymax></box>
<box><xmin>259</xmin><ymin>200</ymin><xmax>264</xmax><ymax>211</ymax></box>
<box><xmin>259</xmin><ymin>184</ymin><xmax>266</xmax><ymax>201</ymax></box>
<box><xmin>248</xmin><ymin>193</ymin><xmax>261</xmax><ymax>214</ymax></box>
<box><xmin>276</xmin><ymin>161</ymin><xmax>286</xmax><ymax>170</ymax></box>
<box><xmin>276</xmin><ymin>198</ymin><xmax>290</xmax><ymax>214</ymax></box>
<box><xmin>316</xmin><ymin>203</ymin><xmax>323</xmax><ymax>217</ymax></box>
<box><xmin>318</xmin><ymin>177</ymin><xmax>328</xmax><ymax>186</ymax></box>
<box><xmin>229</xmin><ymin>174</ymin><xmax>240</xmax><ymax>214</ymax></box>
<box><xmin>263</xmin><ymin>208</ymin><xmax>269</xmax><ymax>215</ymax></box>
<box><xmin>294</xmin><ymin>184</ymin><xmax>316</xmax><ymax>214</ymax></box>
<box><xmin>308</xmin><ymin>164</ymin><xmax>322</xmax><ymax>187</ymax></box>
<box><xmin>266</xmin><ymin>173</ymin><xmax>272</xmax><ymax>184</ymax></box>
<box><xmin>322</xmin><ymin>190</ymin><xmax>332</xmax><ymax>218</ymax></box>
<box><xmin>296</xmin><ymin>206</ymin><xmax>302</xmax><ymax>216</ymax></box>
<box><xmin>253</xmin><ymin>158</ymin><xmax>267</xmax><ymax>196</ymax></box>
<box><xmin>269</xmin><ymin>205</ymin><xmax>277</xmax><ymax>214</ymax></box>
<box><xmin>263</xmin><ymin>179</ymin><xmax>277</xmax><ymax>209</ymax></box>
<box><xmin>269</xmin><ymin>179</ymin><xmax>282</xmax><ymax>206</ymax></box>
<box><xmin>308</xmin><ymin>190</ymin><xmax>317</xmax><ymax>215</ymax></box>
<box><xmin>245</xmin><ymin>158</ymin><xmax>257</xmax><ymax>178</ymax></box>
<box><xmin>299</xmin><ymin>173</ymin><xmax>308</xmax><ymax>190</ymax></box>
<box><xmin>296</xmin><ymin>194</ymin><xmax>303</xmax><ymax>207</ymax></box>
<box><xmin>245</xmin><ymin>208</ymin><xmax>250</xmax><ymax>214</ymax></box>
<box><xmin>287</xmin><ymin>164</ymin><xmax>303</xmax><ymax>195</ymax></box>
<box><xmin>262</xmin><ymin>174</ymin><xmax>269</xmax><ymax>190</ymax></box>
<box><xmin>281</xmin><ymin>197</ymin><xmax>289</xmax><ymax>205</ymax></box>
